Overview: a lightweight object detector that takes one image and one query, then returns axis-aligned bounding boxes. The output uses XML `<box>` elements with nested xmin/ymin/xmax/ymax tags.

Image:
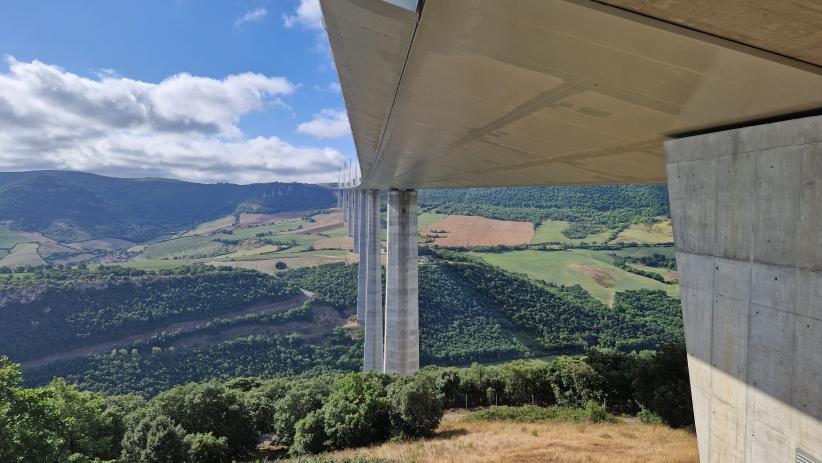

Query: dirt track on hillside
<box><xmin>21</xmin><ymin>291</ymin><xmax>311</xmax><ymax>370</ymax></box>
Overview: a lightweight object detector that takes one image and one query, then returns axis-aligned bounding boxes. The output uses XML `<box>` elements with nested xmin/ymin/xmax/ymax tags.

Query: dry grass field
<box><xmin>330</xmin><ymin>418</ymin><xmax>698</xmax><ymax>463</ymax></box>
<box><xmin>611</xmin><ymin>219</ymin><xmax>673</xmax><ymax>245</ymax></box>
<box><xmin>421</xmin><ymin>215</ymin><xmax>533</xmax><ymax>247</ymax></box>
<box><xmin>314</xmin><ymin>236</ymin><xmax>354</xmax><ymax>250</ymax></box>
<box><xmin>296</xmin><ymin>212</ymin><xmax>344</xmax><ymax>234</ymax></box>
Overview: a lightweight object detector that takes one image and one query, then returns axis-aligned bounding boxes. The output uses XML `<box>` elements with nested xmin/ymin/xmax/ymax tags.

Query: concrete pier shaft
<box><xmin>383</xmin><ymin>189</ymin><xmax>419</xmax><ymax>374</ymax></box>
<box><xmin>667</xmin><ymin>115</ymin><xmax>822</xmax><ymax>463</ymax></box>
<box><xmin>354</xmin><ymin>189</ymin><xmax>366</xmax><ymax>254</ymax></box>
<box><xmin>362</xmin><ymin>189</ymin><xmax>384</xmax><ymax>372</ymax></box>
<box><xmin>355</xmin><ymin>189</ymin><xmax>368</xmax><ymax>324</ymax></box>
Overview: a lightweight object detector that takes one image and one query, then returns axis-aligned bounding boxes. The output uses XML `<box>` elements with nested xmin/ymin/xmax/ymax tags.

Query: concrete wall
<box><xmin>666</xmin><ymin>115</ymin><xmax>822</xmax><ymax>463</ymax></box>
<box><xmin>384</xmin><ymin>189</ymin><xmax>419</xmax><ymax>374</ymax></box>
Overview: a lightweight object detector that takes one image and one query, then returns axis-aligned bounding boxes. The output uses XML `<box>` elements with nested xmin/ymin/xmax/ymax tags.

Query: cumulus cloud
<box><xmin>235</xmin><ymin>7</ymin><xmax>267</xmax><ymax>27</ymax></box>
<box><xmin>0</xmin><ymin>57</ymin><xmax>345</xmax><ymax>184</ymax></box>
<box><xmin>296</xmin><ymin>109</ymin><xmax>350</xmax><ymax>139</ymax></box>
<box><xmin>283</xmin><ymin>0</ymin><xmax>323</xmax><ymax>30</ymax></box>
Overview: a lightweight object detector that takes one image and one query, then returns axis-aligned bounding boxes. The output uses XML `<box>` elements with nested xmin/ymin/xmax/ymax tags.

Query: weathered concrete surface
<box><xmin>383</xmin><ymin>189</ymin><xmax>419</xmax><ymax>374</ymax></box>
<box><xmin>363</xmin><ymin>189</ymin><xmax>383</xmax><ymax>372</ymax></box>
<box><xmin>666</xmin><ymin>115</ymin><xmax>822</xmax><ymax>463</ymax></box>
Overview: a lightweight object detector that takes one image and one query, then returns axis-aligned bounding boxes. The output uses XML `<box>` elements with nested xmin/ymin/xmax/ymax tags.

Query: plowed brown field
<box><xmin>421</xmin><ymin>215</ymin><xmax>533</xmax><ymax>247</ymax></box>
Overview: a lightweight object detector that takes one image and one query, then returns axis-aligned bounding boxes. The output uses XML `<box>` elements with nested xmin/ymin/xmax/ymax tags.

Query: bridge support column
<box><xmin>363</xmin><ymin>189</ymin><xmax>384</xmax><ymax>372</ymax></box>
<box><xmin>667</xmin><ymin>115</ymin><xmax>822</xmax><ymax>463</ymax></box>
<box><xmin>383</xmin><ymin>189</ymin><xmax>419</xmax><ymax>374</ymax></box>
<box><xmin>355</xmin><ymin>189</ymin><xmax>368</xmax><ymax>324</ymax></box>
<box><xmin>352</xmin><ymin>190</ymin><xmax>361</xmax><ymax>253</ymax></box>
<box><xmin>347</xmin><ymin>189</ymin><xmax>354</xmax><ymax>238</ymax></box>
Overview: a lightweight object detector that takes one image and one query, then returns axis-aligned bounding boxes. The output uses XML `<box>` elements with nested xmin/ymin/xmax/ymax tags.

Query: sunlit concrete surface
<box><xmin>362</xmin><ymin>189</ymin><xmax>384</xmax><ymax>372</ymax></box>
<box><xmin>383</xmin><ymin>190</ymin><xmax>419</xmax><ymax>374</ymax></box>
<box><xmin>668</xmin><ymin>115</ymin><xmax>822</xmax><ymax>462</ymax></box>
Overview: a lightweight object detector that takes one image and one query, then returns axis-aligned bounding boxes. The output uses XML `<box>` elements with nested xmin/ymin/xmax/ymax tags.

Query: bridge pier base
<box><xmin>667</xmin><ymin>115</ymin><xmax>822</xmax><ymax>463</ymax></box>
<box><xmin>363</xmin><ymin>189</ymin><xmax>384</xmax><ymax>372</ymax></box>
<box><xmin>383</xmin><ymin>189</ymin><xmax>419</xmax><ymax>375</ymax></box>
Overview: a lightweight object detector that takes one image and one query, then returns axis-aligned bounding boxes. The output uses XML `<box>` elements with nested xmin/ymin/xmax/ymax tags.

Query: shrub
<box><xmin>547</xmin><ymin>357</ymin><xmax>605</xmax><ymax>407</ymax></box>
<box><xmin>291</xmin><ymin>411</ymin><xmax>326</xmax><ymax>455</ymax></box>
<box><xmin>275</xmin><ymin>261</ymin><xmax>288</xmax><ymax>270</ymax></box>
<box><xmin>149</xmin><ymin>382</ymin><xmax>256</xmax><ymax>456</ymax></box>
<box><xmin>584</xmin><ymin>401</ymin><xmax>607</xmax><ymax>423</ymax></box>
<box><xmin>637</xmin><ymin>408</ymin><xmax>664</xmax><ymax>425</ymax></box>
<box><xmin>120</xmin><ymin>414</ymin><xmax>188</xmax><ymax>463</ymax></box>
<box><xmin>184</xmin><ymin>432</ymin><xmax>229</xmax><ymax>463</ymax></box>
<box><xmin>387</xmin><ymin>375</ymin><xmax>443</xmax><ymax>438</ymax></box>
<box><xmin>272</xmin><ymin>378</ymin><xmax>331</xmax><ymax>446</ymax></box>
<box><xmin>632</xmin><ymin>344</ymin><xmax>693</xmax><ymax>428</ymax></box>
<box><xmin>320</xmin><ymin>373</ymin><xmax>391</xmax><ymax>450</ymax></box>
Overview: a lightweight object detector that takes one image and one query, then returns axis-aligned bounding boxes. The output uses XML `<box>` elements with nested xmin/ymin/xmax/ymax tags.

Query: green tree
<box><xmin>0</xmin><ymin>356</ymin><xmax>65</xmax><ymax>463</ymax></box>
<box><xmin>49</xmin><ymin>378</ymin><xmax>119</xmax><ymax>460</ymax></box>
<box><xmin>291</xmin><ymin>411</ymin><xmax>327</xmax><ymax>455</ymax></box>
<box><xmin>183</xmin><ymin>432</ymin><xmax>229</xmax><ymax>463</ymax></box>
<box><xmin>320</xmin><ymin>373</ymin><xmax>390</xmax><ymax>450</ymax></box>
<box><xmin>547</xmin><ymin>357</ymin><xmax>605</xmax><ymax>407</ymax></box>
<box><xmin>387</xmin><ymin>375</ymin><xmax>443</xmax><ymax>438</ymax></box>
<box><xmin>632</xmin><ymin>344</ymin><xmax>693</xmax><ymax>427</ymax></box>
<box><xmin>149</xmin><ymin>382</ymin><xmax>256</xmax><ymax>456</ymax></box>
<box><xmin>272</xmin><ymin>378</ymin><xmax>331</xmax><ymax>446</ymax></box>
<box><xmin>120</xmin><ymin>414</ymin><xmax>188</xmax><ymax>463</ymax></box>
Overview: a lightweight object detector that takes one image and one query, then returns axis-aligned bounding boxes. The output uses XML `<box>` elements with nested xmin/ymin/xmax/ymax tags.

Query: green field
<box><xmin>0</xmin><ymin>224</ymin><xmax>31</xmax><ymax>249</ymax></box>
<box><xmin>469</xmin><ymin>249</ymin><xmax>678</xmax><ymax>305</ymax></box>
<box><xmin>530</xmin><ymin>220</ymin><xmax>612</xmax><ymax>245</ymax></box>
<box><xmin>0</xmin><ymin>243</ymin><xmax>45</xmax><ymax>267</ymax></box>
<box><xmin>418</xmin><ymin>212</ymin><xmax>447</xmax><ymax>230</ymax></box>
<box><xmin>184</xmin><ymin>214</ymin><xmax>236</xmax><ymax>236</ymax></box>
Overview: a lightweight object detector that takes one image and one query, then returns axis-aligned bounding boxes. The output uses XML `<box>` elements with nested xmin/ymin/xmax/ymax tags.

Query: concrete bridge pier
<box><xmin>355</xmin><ymin>189</ymin><xmax>368</xmax><ymax>324</ymax></box>
<box><xmin>351</xmin><ymin>189</ymin><xmax>360</xmax><ymax>253</ymax></box>
<box><xmin>362</xmin><ymin>189</ymin><xmax>384</xmax><ymax>372</ymax></box>
<box><xmin>667</xmin><ymin>115</ymin><xmax>822</xmax><ymax>462</ymax></box>
<box><xmin>383</xmin><ymin>189</ymin><xmax>419</xmax><ymax>374</ymax></box>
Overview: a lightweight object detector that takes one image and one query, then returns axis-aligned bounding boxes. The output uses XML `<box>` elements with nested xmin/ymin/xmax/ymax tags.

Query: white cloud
<box><xmin>283</xmin><ymin>0</ymin><xmax>323</xmax><ymax>30</ymax></box>
<box><xmin>327</xmin><ymin>82</ymin><xmax>341</xmax><ymax>93</ymax></box>
<box><xmin>0</xmin><ymin>57</ymin><xmax>345</xmax><ymax>184</ymax></box>
<box><xmin>235</xmin><ymin>7</ymin><xmax>267</xmax><ymax>27</ymax></box>
<box><xmin>296</xmin><ymin>109</ymin><xmax>350</xmax><ymax>139</ymax></box>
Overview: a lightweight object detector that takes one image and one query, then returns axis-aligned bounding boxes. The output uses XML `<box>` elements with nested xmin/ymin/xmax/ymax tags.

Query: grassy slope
<box><xmin>418</xmin><ymin>212</ymin><xmax>448</xmax><ymax>230</ymax></box>
<box><xmin>0</xmin><ymin>243</ymin><xmax>45</xmax><ymax>267</ymax></box>
<box><xmin>0</xmin><ymin>224</ymin><xmax>31</xmax><ymax>249</ymax></box>
<box><xmin>469</xmin><ymin>249</ymin><xmax>678</xmax><ymax>305</ymax></box>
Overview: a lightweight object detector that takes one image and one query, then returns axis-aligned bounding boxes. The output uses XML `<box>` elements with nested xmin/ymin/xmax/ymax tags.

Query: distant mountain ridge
<box><xmin>0</xmin><ymin>171</ymin><xmax>336</xmax><ymax>242</ymax></box>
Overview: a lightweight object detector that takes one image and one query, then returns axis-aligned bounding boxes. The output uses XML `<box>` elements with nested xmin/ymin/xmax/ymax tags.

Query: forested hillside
<box><xmin>419</xmin><ymin>185</ymin><xmax>669</xmax><ymax>230</ymax></box>
<box><xmin>9</xmin><ymin>260</ymin><xmax>682</xmax><ymax>396</ymax></box>
<box><xmin>0</xmin><ymin>171</ymin><xmax>335</xmax><ymax>242</ymax></box>
<box><xmin>0</xmin><ymin>266</ymin><xmax>298</xmax><ymax>363</ymax></box>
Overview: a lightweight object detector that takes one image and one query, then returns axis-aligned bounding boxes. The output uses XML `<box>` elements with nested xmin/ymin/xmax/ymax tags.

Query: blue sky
<box><xmin>0</xmin><ymin>0</ymin><xmax>354</xmax><ymax>184</ymax></box>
